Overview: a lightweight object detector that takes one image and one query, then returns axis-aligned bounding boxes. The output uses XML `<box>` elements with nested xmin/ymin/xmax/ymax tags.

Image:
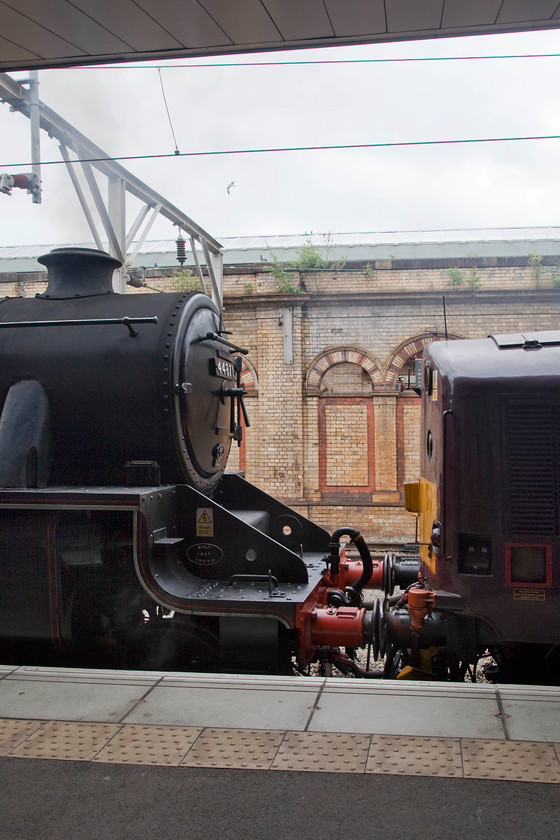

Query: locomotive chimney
<box><xmin>37</xmin><ymin>247</ymin><xmax>122</xmax><ymax>298</ymax></box>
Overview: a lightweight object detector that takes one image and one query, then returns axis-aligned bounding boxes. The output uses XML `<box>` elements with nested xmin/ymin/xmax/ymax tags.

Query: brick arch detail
<box><xmin>306</xmin><ymin>347</ymin><xmax>382</xmax><ymax>392</ymax></box>
<box><xmin>384</xmin><ymin>333</ymin><xmax>463</xmax><ymax>386</ymax></box>
<box><xmin>240</xmin><ymin>358</ymin><xmax>258</xmax><ymax>394</ymax></box>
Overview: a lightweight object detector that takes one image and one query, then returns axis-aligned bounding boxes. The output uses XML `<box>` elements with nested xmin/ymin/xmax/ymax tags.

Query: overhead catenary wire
<box><xmin>2</xmin><ymin>133</ymin><xmax>560</xmax><ymax>169</ymax></box>
<box><xmin>61</xmin><ymin>53</ymin><xmax>560</xmax><ymax>69</ymax></box>
<box><xmin>3</xmin><ymin>51</ymin><xmax>560</xmax><ymax>169</ymax></box>
<box><xmin>157</xmin><ymin>67</ymin><xmax>180</xmax><ymax>155</ymax></box>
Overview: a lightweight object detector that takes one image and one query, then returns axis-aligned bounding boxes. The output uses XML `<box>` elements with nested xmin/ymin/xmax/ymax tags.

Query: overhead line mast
<box><xmin>0</xmin><ymin>72</ymin><xmax>223</xmax><ymax>302</ymax></box>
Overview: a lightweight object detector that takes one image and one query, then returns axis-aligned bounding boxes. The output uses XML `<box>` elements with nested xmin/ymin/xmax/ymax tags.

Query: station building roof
<box><xmin>2</xmin><ymin>2</ymin><xmax>560</xmax><ymax>73</ymax></box>
<box><xmin>1</xmin><ymin>228</ymin><xmax>560</xmax><ymax>275</ymax></box>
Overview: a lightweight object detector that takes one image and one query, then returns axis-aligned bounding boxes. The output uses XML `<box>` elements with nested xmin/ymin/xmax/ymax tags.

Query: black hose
<box><xmin>328</xmin><ymin>527</ymin><xmax>374</xmax><ymax>605</ymax></box>
<box><xmin>348</xmin><ymin>532</ymin><xmax>374</xmax><ymax>601</ymax></box>
<box><xmin>328</xmin><ymin>527</ymin><xmax>354</xmax><ymax>575</ymax></box>
<box><xmin>332</xmin><ymin>652</ymin><xmax>383</xmax><ymax>679</ymax></box>
<box><xmin>329</xmin><ymin>528</ymin><xmax>373</xmax><ymax>606</ymax></box>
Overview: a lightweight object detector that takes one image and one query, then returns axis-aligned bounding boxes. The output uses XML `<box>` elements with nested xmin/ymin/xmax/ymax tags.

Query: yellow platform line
<box><xmin>1</xmin><ymin>718</ymin><xmax>559</xmax><ymax>783</ymax></box>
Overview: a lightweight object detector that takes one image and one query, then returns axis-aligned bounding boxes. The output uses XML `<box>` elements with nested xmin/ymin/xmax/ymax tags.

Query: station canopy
<box><xmin>2</xmin><ymin>1</ymin><xmax>560</xmax><ymax>72</ymax></box>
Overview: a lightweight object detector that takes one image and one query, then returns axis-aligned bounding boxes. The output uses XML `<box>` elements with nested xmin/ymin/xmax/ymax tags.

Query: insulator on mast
<box><xmin>176</xmin><ymin>231</ymin><xmax>187</xmax><ymax>265</ymax></box>
<box><xmin>0</xmin><ymin>172</ymin><xmax>40</xmax><ymax>197</ymax></box>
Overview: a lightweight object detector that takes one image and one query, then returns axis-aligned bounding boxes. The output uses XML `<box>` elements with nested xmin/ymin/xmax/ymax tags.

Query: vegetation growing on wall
<box><xmin>447</xmin><ymin>265</ymin><xmax>481</xmax><ymax>290</ymax></box>
<box><xmin>528</xmin><ymin>252</ymin><xmax>544</xmax><ymax>287</ymax></box>
<box><xmin>267</xmin><ymin>234</ymin><xmax>346</xmax><ymax>294</ymax></box>
<box><xmin>526</xmin><ymin>253</ymin><xmax>560</xmax><ymax>288</ymax></box>
<box><xmin>170</xmin><ymin>268</ymin><xmax>201</xmax><ymax>293</ymax></box>
<box><xmin>551</xmin><ymin>259</ymin><xmax>560</xmax><ymax>288</ymax></box>
<box><xmin>448</xmin><ymin>266</ymin><xmax>464</xmax><ymax>287</ymax></box>
<box><xmin>267</xmin><ymin>252</ymin><xmax>304</xmax><ymax>294</ymax></box>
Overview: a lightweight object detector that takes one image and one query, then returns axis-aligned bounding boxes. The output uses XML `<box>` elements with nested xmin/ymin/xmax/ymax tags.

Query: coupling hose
<box><xmin>328</xmin><ymin>527</ymin><xmax>374</xmax><ymax>605</ymax></box>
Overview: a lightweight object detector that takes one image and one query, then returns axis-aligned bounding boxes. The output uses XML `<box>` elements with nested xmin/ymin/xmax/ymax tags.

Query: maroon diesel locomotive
<box><xmin>400</xmin><ymin>332</ymin><xmax>560</xmax><ymax>683</ymax></box>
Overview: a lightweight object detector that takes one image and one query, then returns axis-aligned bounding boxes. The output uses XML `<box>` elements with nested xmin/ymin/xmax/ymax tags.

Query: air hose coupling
<box><xmin>328</xmin><ymin>527</ymin><xmax>373</xmax><ymax>605</ymax></box>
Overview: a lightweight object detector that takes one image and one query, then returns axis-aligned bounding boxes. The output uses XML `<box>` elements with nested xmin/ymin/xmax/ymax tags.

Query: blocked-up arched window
<box><xmin>306</xmin><ymin>349</ymin><xmax>381</xmax><ymax>501</ymax></box>
<box><xmin>318</xmin><ymin>395</ymin><xmax>375</xmax><ymax>498</ymax></box>
<box><xmin>321</xmin><ymin>362</ymin><xmax>373</xmax><ymax>395</ymax></box>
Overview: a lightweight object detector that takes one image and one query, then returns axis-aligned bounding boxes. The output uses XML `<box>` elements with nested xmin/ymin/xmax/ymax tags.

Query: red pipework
<box><xmin>310</xmin><ymin>606</ymin><xmax>366</xmax><ymax>648</ymax></box>
<box><xmin>295</xmin><ymin>545</ymin><xmax>382</xmax><ymax>668</ymax></box>
<box><xmin>337</xmin><ymin>557</ymin><xmax>384</xmax><ymax>590</ymax></box>
<box><xmin>324</xmin><ymin>548</ymin><xmax>384</xmax><ymax>591</ymax></box>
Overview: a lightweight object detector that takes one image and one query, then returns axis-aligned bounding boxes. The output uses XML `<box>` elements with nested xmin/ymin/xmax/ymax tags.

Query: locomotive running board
<box><xmin>135</xmin><ymin>478</ymin><xmax>330</xmax><ymax>628</ymax></box>
<box><xmin>0</xmin><ymin>485</ymin><xmax>329</xmax><ymax>634</ymax></box>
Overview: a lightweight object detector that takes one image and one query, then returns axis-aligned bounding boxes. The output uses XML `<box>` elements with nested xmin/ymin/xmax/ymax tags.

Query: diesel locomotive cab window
<box><xmin>426</xmin><ymin>430</ymin><xmax>433</xmax><ymax>460</ymax></box>
<box><xmin>423</xmin><ymin>363</ymin><xmax>433</xmax><ymax>395</ymax></box>
<box><xmin>458</xmin><ymin>534</ymin><xmax>492</xmax><ymax>575</ymax></box>
<box><xmin>506</xmin><ymin>544</ymin><xmax>551</xmax><ymax>587</ymax></box>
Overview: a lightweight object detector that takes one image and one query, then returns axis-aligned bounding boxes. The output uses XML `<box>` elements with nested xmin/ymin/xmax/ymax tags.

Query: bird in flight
<box><xmin>226</xmin><ymin>181</ymin><xmax>235</xmax><ymax>194</ymax></box>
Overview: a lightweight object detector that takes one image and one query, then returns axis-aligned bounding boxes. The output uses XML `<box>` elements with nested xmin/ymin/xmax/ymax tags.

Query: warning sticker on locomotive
<box><xmin>513</xmin><ymin>588</ymin><xmax>545</xmax><ymax>601</ymax></box>
<box><xmin>196</xmin><ymin>508</ymin><xmax>214</xmax><ymax>537</ymax></box>
<box><xmin>431</xmin><ymin>370</ymin><xmax>438</xmax><ymax>401</ymax></box>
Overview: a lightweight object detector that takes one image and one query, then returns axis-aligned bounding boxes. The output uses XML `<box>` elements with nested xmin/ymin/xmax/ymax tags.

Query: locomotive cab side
<box><xmin>403</xmin><ymin>332</ymin><xmax>560</xmax><ymax>683</ymax></box>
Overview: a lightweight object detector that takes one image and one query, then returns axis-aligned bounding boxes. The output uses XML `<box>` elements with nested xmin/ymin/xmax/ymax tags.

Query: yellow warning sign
<box><xmin>431</xmin><ymin>370</ymin><xmax>438</xmax><ymax>401</ymax></box>
<box><xmin>197</xmin><ymin>508</ymin><xmax>214</xmax><ymax>537</ymax></box>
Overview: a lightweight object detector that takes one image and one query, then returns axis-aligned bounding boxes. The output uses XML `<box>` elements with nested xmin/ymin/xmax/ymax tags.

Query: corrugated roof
<box><xmin>2</xmin><ymin>228</ymin><xmax>560</xmax><ymax>274</ymax></box>
<box><xmin>3</xmin><ymin>0</ymin><xmax>560</xmax><ymax>74</ymax></box>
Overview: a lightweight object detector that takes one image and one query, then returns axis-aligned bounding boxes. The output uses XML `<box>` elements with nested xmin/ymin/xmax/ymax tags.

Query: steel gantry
<box><xmin>0</xmin><ymin>72</ymin><xmax>223</xmax><ymax>303</ymax></box>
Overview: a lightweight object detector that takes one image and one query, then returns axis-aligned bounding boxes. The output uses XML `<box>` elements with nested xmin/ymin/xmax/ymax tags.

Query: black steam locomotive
<box><xmin>1</xmin><ymin>247</ymin><xmax>558</xmax><ymax>683</ymax></box>
<box><xmin>0</xmin><ymin>247</ymin><xmax>417</xmax><ymax>675</ymax></box>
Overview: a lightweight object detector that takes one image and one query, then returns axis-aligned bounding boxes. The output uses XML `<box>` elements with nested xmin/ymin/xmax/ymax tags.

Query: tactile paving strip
<box><xmin>367</xmin><ymin>734</ymin><xmax>463</xmax><ymax>777</ymax></box>
<box><xmin>182</xmin><ymin>728</ymin><xmax>284</xmax><ymax>769</ymax></box>
<box><xmin>1</xmin><ymin>720</ymin><xmax>560</xmax><ymax>783</ymax></box>
<box><xmin>462</xmin><ymin>739</ymin><xmax>560</xmax><ymax>783</ymax></box>
<box><xmin>271</xmin><ymin>731</ymin><xmax>371</xmax><ymax>773</ymax></box>
<box><xmin>94</xmin><ymin>724</ymin><xmax>202</xmax><ymax>766</ymax></box>
<box><xmin>0</xmin><ymin>718</ymin><xmax>42</xmax><ymax>756</ymax></box>
<box><xmin>9</xmin><ymin>720</ymin><xmax>120</xmax><ymax>762</ymax></box>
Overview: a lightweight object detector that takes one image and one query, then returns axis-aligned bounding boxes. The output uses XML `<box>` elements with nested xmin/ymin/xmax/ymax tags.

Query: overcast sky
<box><xmin>3</xmin><ymin>28</ymin><xmax>560</xmax><ymax>249</ymax></box>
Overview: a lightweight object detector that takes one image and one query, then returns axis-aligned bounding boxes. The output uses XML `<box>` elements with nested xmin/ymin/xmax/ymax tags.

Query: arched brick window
<box><xmin>306</xmin><ymin>347</ymin><xmax>381</xmax><ymax>392</ymax></box>
<box><xmin>239</xmin><ymin>359</ymin><xmax>258</xmax><ymax>395</ymax></box>
<box><xmin>384</xmin><ymin>333</ymin><xmax>462</xmax><ymax>489</ymax></box>
<box><xmin>307</xmin><ymin>348</ymin><xmax>381</xmax><ymax>502</ymax></box>
<box><xmin>384</xmin><ymin>333</ymin><xmax>463</xmax><ymax>388</ymax></box>
<box><xmin>321</xmin><ymin>362</ymin><xmax>373</xmax><ymax>395</ymax></box>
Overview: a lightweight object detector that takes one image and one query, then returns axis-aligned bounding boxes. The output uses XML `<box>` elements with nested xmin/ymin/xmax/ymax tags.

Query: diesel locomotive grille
<box><xmin>506</xmin><ymin>402</ymin><xmax>559</xmax><ymax>535</ymax></box>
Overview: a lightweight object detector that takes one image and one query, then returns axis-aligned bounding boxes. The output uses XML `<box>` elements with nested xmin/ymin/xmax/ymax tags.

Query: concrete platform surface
<box><xmin>0</xmin><ymin>665</ymin><xmax>559</xmax><ymax>787</ymax></box>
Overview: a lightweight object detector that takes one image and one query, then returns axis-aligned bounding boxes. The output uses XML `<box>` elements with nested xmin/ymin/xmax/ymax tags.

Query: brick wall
<box><xmin>220</xmin><ymin>267</ymin><xmax>560</xmax><ymax>542</ymax></box>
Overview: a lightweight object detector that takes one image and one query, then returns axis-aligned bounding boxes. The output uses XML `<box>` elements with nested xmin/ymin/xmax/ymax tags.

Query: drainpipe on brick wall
<box><xmin>283</xmin><ymin>306</ymin><xmax>293</xmax><ymax>364</ymax></box>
